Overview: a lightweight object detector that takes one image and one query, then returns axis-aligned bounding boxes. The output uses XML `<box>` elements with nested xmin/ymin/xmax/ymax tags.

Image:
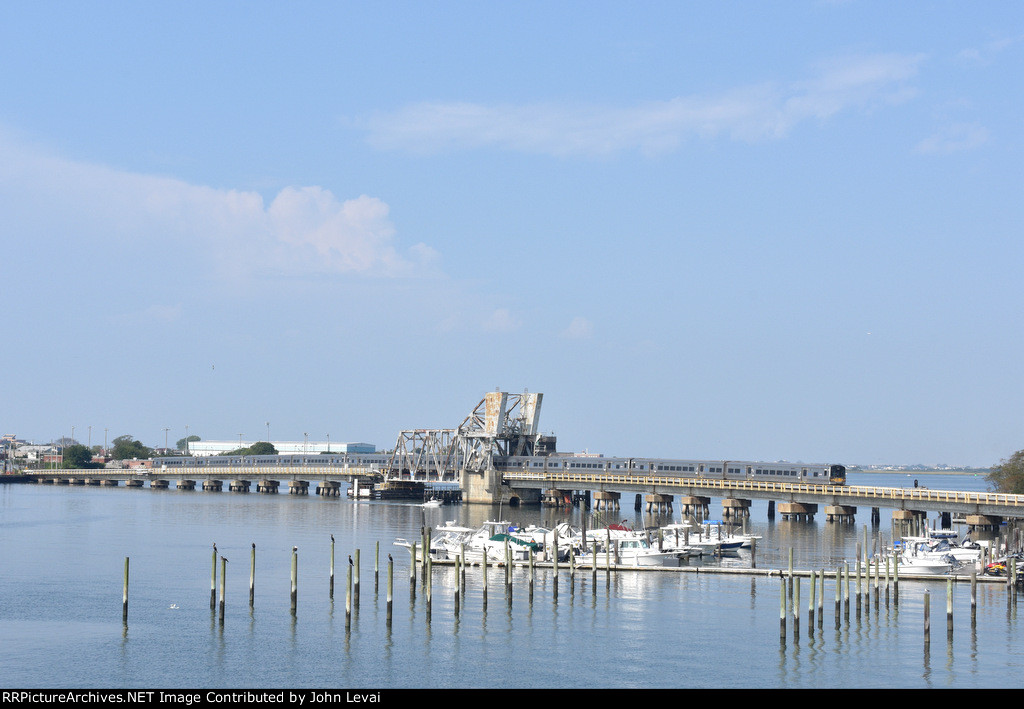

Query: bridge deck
<box><xmin>502</xmin><ymin>471</ymin><xmax>1024</xmax><ymax>518</ymax></box>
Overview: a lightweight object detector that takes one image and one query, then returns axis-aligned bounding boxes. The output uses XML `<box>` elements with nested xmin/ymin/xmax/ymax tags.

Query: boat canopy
<box><xmin>489</xmin><ymin>533</ymin><xmax>542</xmax><ymax>551</ymax></box>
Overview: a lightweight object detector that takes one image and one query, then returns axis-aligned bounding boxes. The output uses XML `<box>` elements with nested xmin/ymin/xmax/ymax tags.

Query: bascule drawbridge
<box><xmin>382</xmin><ymin>390</ymin><xmax>545</xmax><ymax>504</ymax></box>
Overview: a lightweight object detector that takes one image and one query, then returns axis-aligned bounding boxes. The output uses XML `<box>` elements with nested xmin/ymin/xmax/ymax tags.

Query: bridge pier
<box><xmin>100</xmin><ymin>479</ymin><xmax>119</xmax><ymax>487</ymax></box>
<box><xmin>202</xmin><ymin>479</ymin><xmax>223</xmax><ymax>491</ymax></box>
<box><xmin>966</xmin><ymin>514</ymin><xmax>1002</xmax><ymax>533</ymax></box>
<box><xmin>645</xmin><ymin>494</ymin><xmax>674</xmax><ymax>514</ymax></box>
<box><xmin>257</xmin><ymin>480</ymin><xmax>280</xmax><ymax>494</ymax></box>
<box><xmin>593</xmin><ymin>491</ymin><xmax>621</xmax><ymax>511</ymax></box>
<box><xmin>288</xmin><ymin>480</ymin><xmax>309</xmax><ymax>495</ymax></box>
<box><xmin>316</xmin><ymin>481</ymin><xmax>341</xmax><ymax>497</ymax></box>
<box><xmin>176</xmin><ymin>479</ymin><xmax>196</xmax><ymax>490</ymax></box>
<box><xmin>543</xmin><ymin>489</ymin><xmax>572</xmax><ymax>507</ymax></box>
<box><xmin>721</xmin><ymin>498</ymin><xmax>750</xmax><ymax>520</ymax></box>
<box><xmin>679</xmin><ymin>496</ymin><xmax>710</xmax><ymax>520</ymax></box>
<box><xmin>892</xmin><ymin>509</ymin><xmax>927</xmax><ymax>536</ymax></box>
<box><xmin>126</xmin><ymin>479</ymin><xmax>144</xmax><ymax>488</ymax></box>
<box><xmin>150</xmin><ymin>479</ymin><xmax>169</xmax><ymax>489</ymax></box>
<box><xmin>85</xmin><ymin>478</ymin><xmax>100</xmax><ymax>486</ymax></box>
<box><xmin>779</xmin><ymin>502</ymin><xmax>817</xmax><ymax>521</ymax></box>
<box><xmin>230</xmin><ymin>480</ymin><xmax>251</xmax><ymax>492</ymax></box>
<box><xmin>826</xmin><ymin>505</ymin><xmax>857</xmax><ymax>523</ymax></box>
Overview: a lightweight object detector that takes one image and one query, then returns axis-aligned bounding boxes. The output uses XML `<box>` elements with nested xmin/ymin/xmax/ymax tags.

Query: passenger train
<box><xmin>494</xmin><ymin>456</ymin><xmax>846</xmax><ymax>485</ymax></box>
<box><xmin>150</xmin><ymin>453</ymin><xmax>846</xmax><ymax>485</ymax></box>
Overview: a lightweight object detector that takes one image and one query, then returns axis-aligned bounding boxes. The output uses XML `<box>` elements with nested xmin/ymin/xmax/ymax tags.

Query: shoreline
<box><xmin>849</xmin><ymin>469</ymin><xmax>989</xmax><ymax>476</ymax></box>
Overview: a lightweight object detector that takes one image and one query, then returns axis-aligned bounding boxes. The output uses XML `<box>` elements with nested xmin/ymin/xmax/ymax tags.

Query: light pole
<box><xmin>304</xmin><ymin>433</ymin><xmax>308</xmax><ymax>456</ymax></box>
<box><xmin>266</xmin><ymin>422</ymin><xmax>270</xmax><ymax>443</ymax></box>
<box><xmin>238</xmin><ymin>433</ymin><xmax>244</xmax><ymax>450</ymax></box>
<box><xmin>185</xmin><ymin>425</ymin><xmax>190</xmax><ymax>456</ymax></box>
<box><xmin>164</xmin><ymin>427</ymin><xmax>170</xmax><ymax>452</ymax></box>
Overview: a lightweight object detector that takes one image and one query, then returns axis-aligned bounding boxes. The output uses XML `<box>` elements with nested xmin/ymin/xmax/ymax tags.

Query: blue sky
<box><xmin>1</xmin><ymin>2</ymin><xmax>1021</xmax><ymax>467</ymax></box>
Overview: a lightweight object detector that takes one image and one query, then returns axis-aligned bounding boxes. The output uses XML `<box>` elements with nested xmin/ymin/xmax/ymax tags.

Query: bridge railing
<box><xmin>501</xmin><ymin>471</ymin><xmax>1024</xmax><ymax>507</ymax></box>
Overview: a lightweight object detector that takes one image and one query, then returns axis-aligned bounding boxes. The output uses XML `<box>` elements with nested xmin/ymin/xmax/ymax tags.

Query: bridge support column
<box><xmin>679</xmin><ymin>496</ymin><xmax>710</xmax><ymax>520</ymax></box>
<box><xmin>645</xmin><ymin>494</ymin><xmax>674</xmax><ymax>514</ymax></box>
<box><xmin>202</xmin><ymin>479</ymin><xmax>223</xmax><ymax>491</ymax></box>
<box><xmin>150</xmin><ymin>479</ymin><xmax>169</xmax><ymax>489</ymax></box>
<box><xmin>230</xmin><ymin>480</ymin><xmax>251</xmax><ymax>492</ymax></box>
<box><xmin>126</xmin><ymin>479</ymin><xmax>144</xmax><ymax>488</ymax></box>
<box><xmin>100</xmin><ymin>479</ymin><xmax>120</xmax><ymax>486</ymax></box>
<box><xmin>966</xmin><ymin>514</ymin><xmax>1002</xmax><ymax>533</ymax></box>
<box><xmin>288</xmin><ymin>480</ymin><xmax>309</xmax><ymax>495</ymax></box>
<box><xmin>892</xmin><ymin>509</ymin><xmax>926</xmax><ymax>536</ymax></box>
<box><xmin>825</xmin><ymin>505</ymin><xmax>857</xmax><ymax>523</ymax></box>
<box><xmin>257</xmin><ymin>479</ymin><xmax>279</xmax><ymax>494</ymax></box>
<box><xmin>85</xmin><ymin>478</ymin><xmax>100</xmax><ymax>486</ymax></box>
<box><xmin>721</xmin><ymin>498</ymin><xmax>750</xmax><ymax>520</ymax></box>
<box><xmin>939</xmin><ymin>511</ymin><xmax>952</xmax><ymax>529</ymax></box>
<box><xmin>543</xmin><ymin>489</ymin><xmax>572</xmax><ymax>507</ymax></box>
<box><xmin>176</xmin><ymin>479</ymin><xmax>196</xmax><ymax>490</ymax></box>
<box><xmin>593</xmin><ymin>491</ymin><xmax>621</xmax><ymax>511</ymax></box>
<box><xmin>778</xmin><ymin>503</ymin><xmax>817</xmax><ymax>522</ymax></box>
<box><xmin>316</xmin><ymin>481</ymin><xmax>341</xmax><ymax>497</ymax></box>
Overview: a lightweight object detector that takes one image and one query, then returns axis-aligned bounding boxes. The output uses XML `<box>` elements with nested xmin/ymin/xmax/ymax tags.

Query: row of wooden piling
<box><xmin>777</xmin><ymin>546</ymin><xmax>1019</xmax><ymax>644</ymax></box>
<box><xmin>118</xmin><ymin>532</ymin><xmax>1017</xmax><ymax>634</ymax></box>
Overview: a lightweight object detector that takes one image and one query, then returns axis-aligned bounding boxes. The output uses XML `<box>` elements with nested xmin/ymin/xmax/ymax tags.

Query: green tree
<box><xmin>176</xmin><ymin>435</ymin><xmax>200</xmax><ymax>450</ymax></box>
<box><xmin>111</xmin><ymin>435</ymin><xmax>153</xmax><ymax>461</ymax></box>
<box><xmin>220</xmin><ymin>442</ymin><xmax>278</xmax><ymax>456</ymax></box>
<box><xmin>62</xmin><ymin>444</ymin><xmax>99</xmax><ymax>469</ymax></box>
<box><xmin>987</xmin><ymin>450</ymin><xmax>1024</xmax><ymax>494</ymax></box>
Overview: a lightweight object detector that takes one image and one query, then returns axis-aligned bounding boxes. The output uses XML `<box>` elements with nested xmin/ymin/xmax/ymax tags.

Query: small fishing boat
<box><xmin>421</xmin><ymin>497</ymin><xmax>443</xmax><ymax>508</ymax></box>
<box><xmin>575</xmin><ymin>536</ymin><xmax>684</xmax><ymax>568</ymax></box>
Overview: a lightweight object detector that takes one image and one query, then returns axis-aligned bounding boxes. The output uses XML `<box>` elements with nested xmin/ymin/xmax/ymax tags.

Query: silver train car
<box><xmin>151</xmin><ymin>453</ymin><xmax>846</xmax><ymax>485</ymax></box>
<box><xmin>494</xmin><ymin>456</ymin><xmax>847</xmax><ymax>485</ymax></box>
<box><xmin>151</xmin><ymin>453</ymin><xmax>394</xmax><ymax>469</ymax></box>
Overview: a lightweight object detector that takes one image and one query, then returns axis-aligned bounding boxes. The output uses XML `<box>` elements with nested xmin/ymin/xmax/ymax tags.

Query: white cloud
<box><xmin>361</xmin><ymin>53</ymin><xmax>925</xmax><ymax>156</ymax></box>
<box><xmin>915</xmin><ymin>123</ymin><xmax>989</xmax><ymax>155</ymax></box>
<box><xmin>0</xmin><ymin>130</ymin><xmax>438</xmax><ymax>281</ymax></box>
<box><xmin>482</xmin><ymin>308</ymin><xmax>522</xmax><ymax>333</ymax></box>
<box><xmin>561</xmin><ymin>316</ymin><xmax>594</xmax><ymax>339</ymax></box>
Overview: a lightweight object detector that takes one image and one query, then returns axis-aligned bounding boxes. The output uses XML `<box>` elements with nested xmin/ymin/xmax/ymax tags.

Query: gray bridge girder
<box><xmin>500</xmin><ymin>473</ymin><xmax>1024</xmax><ymax>519</ymax></box>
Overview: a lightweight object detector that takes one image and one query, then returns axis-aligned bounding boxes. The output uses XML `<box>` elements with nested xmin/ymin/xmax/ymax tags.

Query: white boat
<box><xmin>421</xmin><ymin>497</ymin><xmax>443</xmax><ymax>508</ymax></box>
<box><xmin>895</xmin><ymin>552</ymin><xmax>956</xmax><ymax>575</ymax></box>
<box><xmin>575</xmin><ymin>536</ymin><xmax>684</xmax><ymax>567</ymax></box>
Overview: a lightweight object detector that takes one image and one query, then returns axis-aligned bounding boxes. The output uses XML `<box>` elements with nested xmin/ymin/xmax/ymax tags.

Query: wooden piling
<box><xmin>425</xmin><ymin>548</ymin><xmax>432</xmax><ymax>620</ymax></box>
<box><xmin>345</xmin><ymin>560</ymin><xmax>352</xmax><ymax>629</ymax></box>
<box><xmin>454</xmin><ymin>554</ymin><xmax>460</xmax><ymax>615</ymax></box>
<box><xmin>793</xmin><ymin>577</ymin><xmax>800</xmax><ymax>639</ymax></box>
<box><xmin>355</xmin><ymin>549</ymin><xmax>361</xmax><ymax>608</ymax></box>
<box><xmin>924</xmin><ymin>591</ymin><xmax>930</xmax><ymax>647</ymax></box>
<box><xmin>249</xmin><ymin>543</ymin><xmax>255</xmax><ymax>608</ymax></box>
<box><xmin>219</xmin><ymin>556</ymin><xmax>226</xmax><ymax>625</ymax></box>
<box><xmin>211</xmin><ymin>544</ymin><xmax>217</xmax><ymax>610</ymax></box>
<box><xmin>290</xmin><ymin>547</ymin><xmax>298</xmax><ymax>614</ymax></box>
<box><xmin>375</xmin><ymin>542</ymin><xmax>380</xmax><ymax>594</ymax></box>
<box><xmin>946</xmin><ymin>578</ymin><xmax>953</xmax><ymax>639</ymax></box>
<box><xmin>971</xmin><ymin>571</ymin><xmax>977</xmax><ymax>626</ymax></box>
<box><xmin>779</xmin><ymin>580</ymin><xmax>786</xmax><ymax>641</ymax></box>
<box><xmin>808</xmin><ymin>568</ymin><xmax>816</xmax><ymax>629</ymax></box>
<box><xmin>122</xmin><ymin>557</ymin><xmax>129</xmax><ymax>623</ymax></box>
<box><xmin>386</xmin><ymin>556</ymin><xmax>393</xmax><ymax>627</ymax></box>
<box><xmin>330</xmin><ymin>535</ymin><xmax>335</xmax><ymax>600</ymax></box>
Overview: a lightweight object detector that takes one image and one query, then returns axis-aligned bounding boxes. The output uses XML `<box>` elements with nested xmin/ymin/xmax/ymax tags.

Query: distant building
<box><xmin>183</xmin><ymin>440</ymin><xmax>376</xmax><ymax>456</ymax></box>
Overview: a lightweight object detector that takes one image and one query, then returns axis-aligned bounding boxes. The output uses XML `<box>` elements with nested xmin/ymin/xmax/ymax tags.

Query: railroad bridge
<box><xmin>25</xmin><ymin>390</ymin><xmax>1024</xmax><ymax>529</ymax></box>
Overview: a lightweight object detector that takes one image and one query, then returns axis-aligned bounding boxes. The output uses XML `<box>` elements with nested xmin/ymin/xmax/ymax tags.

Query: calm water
<box><xmin>0</xmin><ymin>472</ymin><xmax>1020</xmax><ymax>689</ymax></box>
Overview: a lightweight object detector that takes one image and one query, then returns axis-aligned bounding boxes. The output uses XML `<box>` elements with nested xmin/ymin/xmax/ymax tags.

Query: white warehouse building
<box><xmin>185</xmin><ymin>440</ymin><xmax>376</xmax><ymax>456</ymax></box>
